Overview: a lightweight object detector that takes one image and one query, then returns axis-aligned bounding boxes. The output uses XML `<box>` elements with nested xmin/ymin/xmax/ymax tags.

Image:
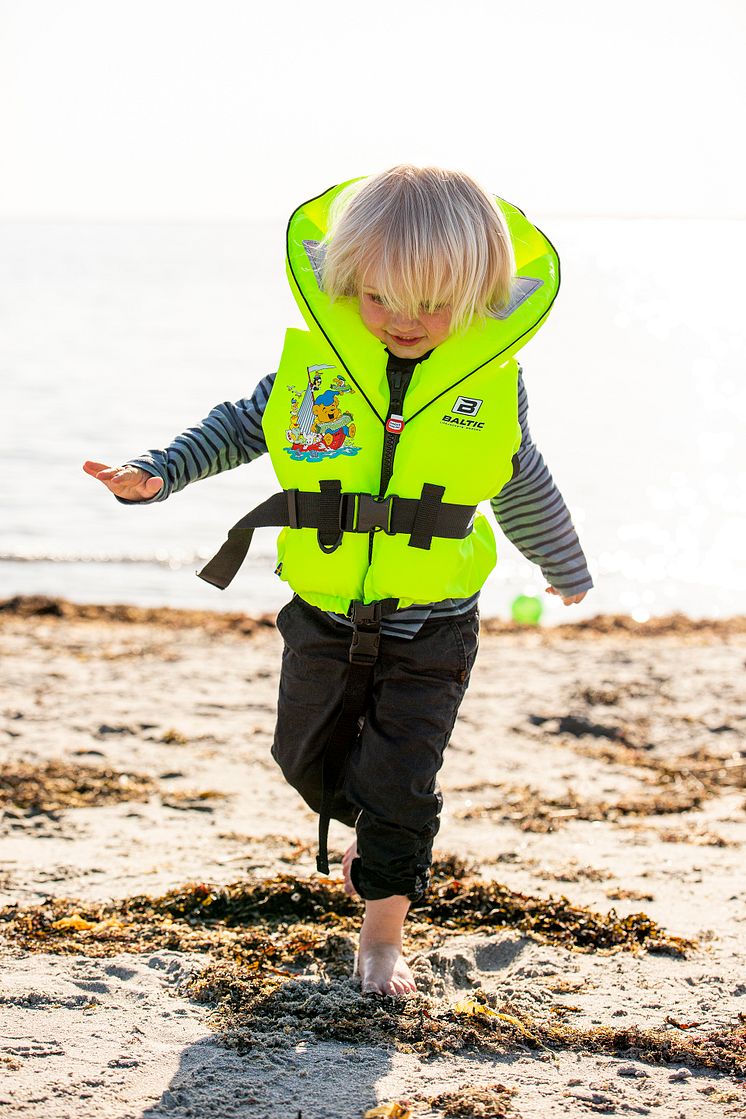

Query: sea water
<box><xmin>2</xmin><ymin>218</ymin><xmax>744</xmax><ymax>621</ymax></box>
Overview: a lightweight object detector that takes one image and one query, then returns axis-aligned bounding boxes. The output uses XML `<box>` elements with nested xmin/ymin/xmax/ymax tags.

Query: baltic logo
<box><xmin>441</xmin><ymin>396</ymin><xmax>485</xmax><ymax>430</ymax></box>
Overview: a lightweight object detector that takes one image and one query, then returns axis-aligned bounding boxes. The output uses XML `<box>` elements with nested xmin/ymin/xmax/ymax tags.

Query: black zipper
<box><xmin>366</xmin><ymin>353</ymin><xmax>420</xmax><ymax>564</ymax></box>
<box><xmin>378</xmin><ymin>365</ymin><xmax>412</xmax><ymax>497</ymax></box>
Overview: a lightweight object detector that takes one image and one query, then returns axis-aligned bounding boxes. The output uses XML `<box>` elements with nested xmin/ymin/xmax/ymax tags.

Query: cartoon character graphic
<box><xmin>284</xmin><ymin>365</ymin><xmax>361</xmax><ymax>461</ymax></box>
<box><xmin>330</xmin><ymin>374</ymin><xmax>352</xmax><ymax>395</ymax></box>
<box><xmin>312</xmin><ymin>390</ymin><xmax>356</xmax><ymax>450</ymax></box>
<box><xmin>285</xmin><ymin>395</ymin><xmax>303</xmax><ymax>443</ymax></box>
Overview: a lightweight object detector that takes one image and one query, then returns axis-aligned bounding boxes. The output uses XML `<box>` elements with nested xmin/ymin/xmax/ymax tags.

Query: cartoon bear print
<box><xmin>311</xmin><ymin>390</ymin><xmax>357</xmax><ymax>451</ymax></box>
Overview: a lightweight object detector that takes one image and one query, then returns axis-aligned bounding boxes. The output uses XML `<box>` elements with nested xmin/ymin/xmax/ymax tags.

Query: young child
<box><xmin>84</xmin><ymin>165</ymin><xmax>592</xmax><ymax>998</ymax></box>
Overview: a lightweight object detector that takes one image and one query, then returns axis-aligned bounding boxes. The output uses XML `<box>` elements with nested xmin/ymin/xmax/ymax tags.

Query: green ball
<box><xmin>511</xmin><ymin>594</ymin><xmax>543</xmax><ymax>625</ymax></box>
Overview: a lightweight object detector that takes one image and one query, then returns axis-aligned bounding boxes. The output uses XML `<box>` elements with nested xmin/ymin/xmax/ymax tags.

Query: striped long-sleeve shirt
<box><xmin>123</xmin><ymin>367</ymin><xmax>594</xmax><ymax>635</ymax></box>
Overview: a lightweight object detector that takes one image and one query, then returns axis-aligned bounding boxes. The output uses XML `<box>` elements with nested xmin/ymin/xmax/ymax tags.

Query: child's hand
<box><xmin>83</xmin><ymin>460</ymin><xmax>163</xmax><ymax>501</ymax></box>
<box><xmin>545</xmin><ymin>586</ymin><xmax>587</xmax><ymax>606</ymax></box>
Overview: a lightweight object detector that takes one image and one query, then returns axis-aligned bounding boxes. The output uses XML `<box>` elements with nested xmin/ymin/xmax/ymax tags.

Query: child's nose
<box><xmin>389</xmin><ymin>310</ymin><xmax>419</xmax><ymax>330</ymax></box>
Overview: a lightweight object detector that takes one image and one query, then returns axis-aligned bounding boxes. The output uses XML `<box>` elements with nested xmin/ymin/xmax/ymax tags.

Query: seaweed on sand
<box><xmin>0</xmin><ymin>760</ymin><xmax>223</xmax><ymax>815</ymax></box>
<box><xmin>455</xmin><ymin>782</ymin><xmax>706</xmax><ymax>832</ymax></box>
<box><xmin>192</xmin><ymin>967</ymin><xmax>746</xmax><ymax>1078</ymax></box>
<box><xmin>529</xmin><ymin>713</ymin><xmax>746</xmax><ymax>795</ymax></box>
<box><xmin>3</xmin><ymin>865</ymin><xmax>742</xmax><ymax>1079</ymax></box>
<box><xmin>0</xmin><ymin>594</ymin><xmax>274</xmax><ymax>635</ymax></box>
<box><xmin>419</xmin><ymin>877</ymin><xmax>691</xmax><ymax>954</ymax></box>
<box><xmin>576</xmin><ymin>742</ymin><xmax>746</xmax><ymax>794</ymax></box>
<box><xmin>0</xmin><ymin>867</ymin><xmax>692</xmax><ymax>959</ymax></box>
<box><xmin>0</xmin><ymin>759</ymin><xmax>156</xmax><ymax>812</ymax></box>
<box><xmin>5</xmin><ymin>596</ymin><xmax>745</xmax><ymax>641</ymax></box>
<box><xmin>419</xmin><ymin>1083</ymin><xmax>518</xmax><ymax>1118</ymax></box>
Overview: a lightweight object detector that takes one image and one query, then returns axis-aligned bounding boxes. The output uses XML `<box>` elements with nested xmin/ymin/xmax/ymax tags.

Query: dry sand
<box><xmin>0</xmin><ymin>597</ymin><xmax>745</xmax><ymax>1118</ymax></box>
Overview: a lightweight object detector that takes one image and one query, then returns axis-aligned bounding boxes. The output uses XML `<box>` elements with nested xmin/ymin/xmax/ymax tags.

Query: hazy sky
<box><xmin>1</xmin><ymin>0</ymin><xmax>743</xmax><ymax>220</ymax></box>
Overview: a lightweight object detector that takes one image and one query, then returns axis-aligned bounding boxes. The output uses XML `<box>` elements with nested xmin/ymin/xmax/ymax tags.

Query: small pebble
<box><xmin>617</xmin><ymin>1065</ymin><xmax>649</xmax><ymax>1078</ymax></box>
<box><xmin>669</xmin><ymin>1068</ymin><xmax>692</xmax><ymax>1081</ymax></box>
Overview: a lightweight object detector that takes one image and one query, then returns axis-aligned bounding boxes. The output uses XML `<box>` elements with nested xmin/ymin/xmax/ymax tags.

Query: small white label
<box><xmin>452</xmin><ymin>396</ymin><xmax>483</xmax><ymax>416</ymax></box>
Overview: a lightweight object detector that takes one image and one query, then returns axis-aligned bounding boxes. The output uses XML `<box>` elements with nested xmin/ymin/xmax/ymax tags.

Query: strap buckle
<box><xmin>348</xmin><ymin>601</ymin><xmax>384</xmax><ymax>626</ymax></box>
<box><xmin>347</xmin><ymin>600</ymin><xmax>383</xmax><ymax>665</ymax></box>
<box><xmin>351</xmin><ymin>493</ymin><xmax>395</xmax><ymax>534</ymax></box>
<box><xmin>348</xmin><ymin>627</ymin><xmax>381</xmax><ymax>664</ymax></box>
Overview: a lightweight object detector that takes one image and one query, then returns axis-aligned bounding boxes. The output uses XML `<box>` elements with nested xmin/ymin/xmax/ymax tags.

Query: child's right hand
<box><xmin>83</xmin><ymin>460</ymin><xmax>163</xmax><ymax>500</ymax></box>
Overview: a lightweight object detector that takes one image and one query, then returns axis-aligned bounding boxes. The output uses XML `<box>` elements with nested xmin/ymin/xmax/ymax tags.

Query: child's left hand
<box><xmin>545</xmin><ymin>586</ymin><xmax>587</xmax><ymax>606</ymax></box>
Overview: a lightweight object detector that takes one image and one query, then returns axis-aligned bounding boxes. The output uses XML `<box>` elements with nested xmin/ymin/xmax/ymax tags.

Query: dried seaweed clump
<box><xmin>423</xmin><ymin>1082</ymin><xmax>518</xmax><ymax>1118</ymax></box>
<box><xmin>623</xmin><ymin>746</ymin><xmax>743</xmax><ymax>796</ymax></box>
<box><xmin>0</xmin><ymin>876</ymin><xmax>367</xmax><ymax>970</ymax></box>
<box><xmin>147</xmin><ymin>874</ymin><xmax>360</xmax><ymax>926</ymax></box>
<box><xmin>457</xmin><ymin>782</ymin><xmax>705</xmax><ymax>832</ymax></box>
<box><xmin>479</xmin><ymin>612</ymin><xmax>746</xmax><ymax>640</ymax></box>
<box><xmin>536</xmin><ymin>719</ymin><xmax>746</xmax><ymax>796</ymax></box>
<box><xmin>557</xmin><ymin>1015</ymin><xmax>746</xmax><ymax>1080</ymax></box>
<box><xmin>0</xmin><ymin>595</ymin><xmax>273</xmax><ymax>635</ymax></box>
<box><xmin>0</xmin><ymin>760</ymin><xmax>156</xmax><ymax>812</ymax></box>
<box><xmin>193</xmin><ymin>967</ymin><xmax>746</xmax><ymax>1079</ymax></box>
<box><xmin>0</xmin><ymin>871</ymin><xmax>692</xmax><ymax>961</ymax></box>
<box><xmin>420</xmin><ymin>877</ymin><xmax>692</xmax><ymax>955</ymax></box>
<box><xmin>658</xmin><ymin>827</ymin><xmax>737</xmax><ymax>847</ymax></box>
<box><xmin>192</xmin><ymin>969</ymin><xmax>545</xmax><ymax>1053</ymax></box>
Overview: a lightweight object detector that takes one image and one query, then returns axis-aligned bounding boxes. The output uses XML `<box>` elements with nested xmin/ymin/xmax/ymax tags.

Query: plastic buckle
<box><xmin>348</xmin><ymin>626</ymin><xmax>381</xmax><ymax>665</ymax></box>
<box><xmin>347</xmin><ymin>601</ymin><xmax>383</xmax><ymax>664</ymax></box>
<box><xmin>349</xmin><ymin>601</ymin><xmax>382</xmax><ymax>626</ymax></box>
<box><xmin>353</xmin><ymin>493</ymin><xmax>394</xmax><ymax>534</ymax></box>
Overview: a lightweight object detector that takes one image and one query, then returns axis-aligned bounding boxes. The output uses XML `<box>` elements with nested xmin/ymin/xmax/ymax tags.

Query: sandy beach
<box><xmin>1</xmin><ymin>596</ymin><xmax>744</xmax><ymax>1118</ymax></box>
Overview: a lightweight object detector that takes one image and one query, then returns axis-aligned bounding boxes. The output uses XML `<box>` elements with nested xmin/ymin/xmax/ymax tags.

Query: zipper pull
<box><xmin>385</xmin><ymin>414</ymin><xmax>405</xmax><ymax>435</ymax></box>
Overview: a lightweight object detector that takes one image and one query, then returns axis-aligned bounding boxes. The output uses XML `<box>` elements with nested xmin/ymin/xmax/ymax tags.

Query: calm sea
<box><xmin>2</xmin><ymin>218</ymin><xmax>744</xmax><ymax>622</ymax></box>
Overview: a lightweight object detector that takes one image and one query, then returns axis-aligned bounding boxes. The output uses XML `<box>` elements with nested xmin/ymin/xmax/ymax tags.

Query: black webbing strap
<box><xmin>408</xmin><ymin>483</ymin><xmax>446</xmax><ymax>551</ymax></box>
<box><xmin>196</xmin><ymin>492</ymin><xmax>292</xmax><ymax>590</ymax></box>
<box><xmin>316</xmin><ymin>659</ymin><xmax>372</xmax><ymax>875</ymax></box>
<box><xmin>197</xmin><ymin>488</ymin><xmax>477</xmax><ymax>589</ymax></box>
<box><xmin>317</xmin><ymin>479</ymin><xmax>343</xmax><ymax>553</ymax></box>
<box><xmin>316</xmin><ymin>598</ymin><xmax>398</xmax><ymax>875</ymax></box>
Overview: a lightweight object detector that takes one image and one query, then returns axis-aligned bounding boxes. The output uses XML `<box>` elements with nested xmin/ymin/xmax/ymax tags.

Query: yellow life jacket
<box><xmin>198</xmin><ymin>178</ymin><xmax>560</xmax><ymax>612</ymax></box>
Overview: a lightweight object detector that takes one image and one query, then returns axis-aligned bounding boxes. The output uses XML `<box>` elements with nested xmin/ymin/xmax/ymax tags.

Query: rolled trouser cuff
<box><xmin>350</xmin><ymin>856</ymin><xmax>430</xmax><ymax>902</ymax></box>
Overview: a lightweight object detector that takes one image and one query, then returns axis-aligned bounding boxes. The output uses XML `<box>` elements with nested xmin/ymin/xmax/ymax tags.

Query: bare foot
<box><xmin>342</xmin><ymin>839</ymin><xmax>359</xmax><ymax>897</ymax></box>
<box><xmin>356</xmin><ymin>895</ymin><xmax>417</xmax><ymax>997</ymax></box>
<box><xmin>356</xmin><ymin>942</ymin><xmax>416</xmax><ymax>997</ymax></box>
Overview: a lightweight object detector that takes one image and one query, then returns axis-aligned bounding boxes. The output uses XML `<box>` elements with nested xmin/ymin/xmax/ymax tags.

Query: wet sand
<box><xmin>1</xmin><ymin>597</ymin><xmax>744</xmax><ymax>1118</ymax></box>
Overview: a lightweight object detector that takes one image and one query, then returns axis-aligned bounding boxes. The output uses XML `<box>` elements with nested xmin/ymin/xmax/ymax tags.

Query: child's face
<box><xmin>359</xmin><ymin>284</ymin><xmax>453</xmax><ymax>360</ymax></box>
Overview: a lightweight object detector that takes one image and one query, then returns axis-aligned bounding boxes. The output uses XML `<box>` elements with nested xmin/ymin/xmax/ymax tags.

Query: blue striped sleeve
<box><xmin>491</xmin><ymin>369</ymin><xmax>594</xmax><ymax>596</ymax></box>
<box><xmin>117</xmin><ymin>373</ymin><xmax>276</xmax><ymax>504</ymax></box>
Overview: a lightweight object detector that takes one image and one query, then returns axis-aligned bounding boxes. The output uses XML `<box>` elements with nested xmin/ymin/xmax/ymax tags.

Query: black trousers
<box><xmin>271</xmin><ymin>594</ymin><xmax>479</xmax><ymax>901</ymax></box>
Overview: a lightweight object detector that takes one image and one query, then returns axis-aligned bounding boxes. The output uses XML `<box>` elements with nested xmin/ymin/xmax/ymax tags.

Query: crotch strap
<box><xmin>315</xmin><ymin>598</ymin><xmax>398</xmax><ymax>876</ymax></box>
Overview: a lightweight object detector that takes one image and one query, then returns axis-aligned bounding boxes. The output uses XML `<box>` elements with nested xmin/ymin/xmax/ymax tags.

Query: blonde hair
<box><xmin>321</xmin><ymin>165</ymin><xmax>515</xmax><ymax>333</ymax></box>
